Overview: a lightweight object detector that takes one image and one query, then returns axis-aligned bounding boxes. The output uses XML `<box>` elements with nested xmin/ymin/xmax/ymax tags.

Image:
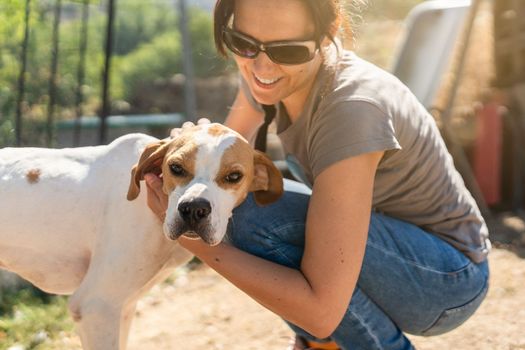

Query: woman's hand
<box><xmin>149</xmin><ymin>119</ymin><xmax>211</xmax><ymax>220</ymax></box>
<box><xmin>169</xmin><ymin>118</ymin><xmax>211</xmax><ymax>138</ymax></box>
<box><xmin>145</xmin><ymin>173</ymin><xmax>168</xmax><ymax>222</ymax></box>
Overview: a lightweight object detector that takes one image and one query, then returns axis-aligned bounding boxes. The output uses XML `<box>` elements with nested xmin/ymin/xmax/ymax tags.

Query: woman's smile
<box><xmin>253</xmin><ymin>73</ymin><xmax>283</xmax><ymax>89</ymax></box>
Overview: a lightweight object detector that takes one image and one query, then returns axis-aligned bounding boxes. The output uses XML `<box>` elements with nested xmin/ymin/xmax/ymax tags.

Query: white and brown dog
<box><xmin>0</xmin><ymin>122</ymin><xmax>283</xmax><ymax>349</ymax></box>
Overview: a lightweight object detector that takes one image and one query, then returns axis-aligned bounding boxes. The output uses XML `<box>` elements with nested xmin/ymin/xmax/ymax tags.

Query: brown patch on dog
<box><xmin>162</xmin><ymin>137</ymin><xmax>199</xmax><ymax>193</ymax></box>
<box><xmin>127</xmin><ymin>140</ymin><xmax>169</xmax><ymax>201</ymax></box>
<box><xmin>250</xmin><ymin>150</ymin><xmax>284</xmax><ymax>206</ymax></box>
<box><xmin>215</xmin><ymin>138</ymin><xmax>283</xmax><ymax>206</ymax></box>
<box><xmin>216</xmin><ymin>138</ymin><xmax>255</xmax><ymax>205</ymax></box>
<box><xmin>26</xmin><ymin>169</ymin><xmax>41</xmax><ymax>184</ymax></box>
<box><xmin>207</xmin><ymin>124</ymin><xmax>230</xmax><ymax>137</ymax></box>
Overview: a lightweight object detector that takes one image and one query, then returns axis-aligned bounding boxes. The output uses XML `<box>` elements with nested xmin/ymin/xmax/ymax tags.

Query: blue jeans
<box><xmin>228</xmin><ymin>180</ymin><xmax>489</xmax><ymax>350</ymax></box>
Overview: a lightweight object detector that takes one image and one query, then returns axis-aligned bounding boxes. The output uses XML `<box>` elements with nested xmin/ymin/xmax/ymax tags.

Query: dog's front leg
<box><xmin>69</xmin><ymin>296</ymin><xmax>124</xmax><ymax>350</ymax></box>
<box><xmin>67</xmin><ymin>216</ymin><xmax>187</xmax><ymax>349</ymax></box>
<box><xmin>120</xmin><ymin>301</ymin><xmax>138</xmax><ymax>350</ymax></box>
<box><xmin>69</xmin><ymin>286</ymin><xmax>144</xmax><ymax>350</ymax></box>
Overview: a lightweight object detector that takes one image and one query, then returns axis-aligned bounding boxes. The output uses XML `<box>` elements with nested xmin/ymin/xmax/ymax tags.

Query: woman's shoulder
<box><xmin>314</xmin><ymin>50</ymin><xmax>421</xmax><ymax>120</ymax></box>
<box><xmin>331</xmin><ymin>51</ymin><xmax>408</xmax><ymax>100</ymax></box>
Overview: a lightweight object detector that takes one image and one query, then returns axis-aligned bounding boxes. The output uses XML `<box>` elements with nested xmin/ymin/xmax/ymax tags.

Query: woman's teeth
<box><xmin>255</xmin><ymin>75</ymin><xmax>280</xmax><ymax>85</ymax></box>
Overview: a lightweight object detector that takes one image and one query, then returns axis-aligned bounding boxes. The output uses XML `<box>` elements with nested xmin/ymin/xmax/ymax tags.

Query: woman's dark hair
<box><xmin>213</xmin><ymin>0</ymin><xmax>351</xmax><ymax>57</ymax></box>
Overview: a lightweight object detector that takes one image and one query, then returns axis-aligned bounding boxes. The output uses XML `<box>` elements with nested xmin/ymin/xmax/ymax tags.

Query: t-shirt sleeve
<box><xmin>309</xmin><ymin>99</ymin><xmax>401</xmax><ymax>179</ymax></box>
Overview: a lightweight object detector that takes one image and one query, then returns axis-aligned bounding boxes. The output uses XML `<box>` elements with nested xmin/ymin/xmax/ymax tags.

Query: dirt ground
<box><xmin>108</xmin><ymin>213</ymin><xmax>524</xmax><ymax>350</ymax></box>
<box><xmin>42</xmin><ymin>213</ymin><xmax>525</xmax><ymax>350</ymax></box>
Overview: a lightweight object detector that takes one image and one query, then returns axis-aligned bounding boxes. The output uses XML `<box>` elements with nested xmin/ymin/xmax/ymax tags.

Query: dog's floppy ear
<box><xmin>249</xmin><ymin>150</ymin><xmax>284</xmax><ymax>206</ymax></box>
<box><xmin>127</xmin><ymin>140</ymin><xmax>169</xmax><ymax>201</ymax></box>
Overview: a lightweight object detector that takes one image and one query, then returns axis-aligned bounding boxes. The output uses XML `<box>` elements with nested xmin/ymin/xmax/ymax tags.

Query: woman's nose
<box><xmin>253</xmin><ymin>51</ymin><xmax>277</xmax><ymax>69</ymax></box>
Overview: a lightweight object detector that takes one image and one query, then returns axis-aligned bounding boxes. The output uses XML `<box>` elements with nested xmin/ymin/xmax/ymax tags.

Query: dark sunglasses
<box><xmin>222</xmin><ymin>27</ymin><xmax>319</xmax><ymax>65</ymax></box>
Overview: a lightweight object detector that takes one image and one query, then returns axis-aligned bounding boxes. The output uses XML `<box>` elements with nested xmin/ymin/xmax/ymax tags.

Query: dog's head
<box><xmin>127</xmin><ymin>123</ymin><xmax>283</xmax><ymax>245</ymax></box>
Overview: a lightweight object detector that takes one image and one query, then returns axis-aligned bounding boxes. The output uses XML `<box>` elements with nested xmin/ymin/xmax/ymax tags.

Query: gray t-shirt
<box><xmin>242</xmin><ymin>51</ymin><xmax>490</xmax><ymax>263</ymax></box>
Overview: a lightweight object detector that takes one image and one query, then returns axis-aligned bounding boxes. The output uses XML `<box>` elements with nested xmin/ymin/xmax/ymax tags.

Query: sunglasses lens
<box><xmin>223</xmin><ymin>29</ymin><xmax>316</xmax><ymax>65</ymax></box>
<box><xmin>224</xmin><ymin>31</ymin><xmax>259</xmax><ymax>58</ymax></box>
<box><xmin>267</xmin><ymin>45</ymin><xmax>313</xmax><ymax>65</ymax></box>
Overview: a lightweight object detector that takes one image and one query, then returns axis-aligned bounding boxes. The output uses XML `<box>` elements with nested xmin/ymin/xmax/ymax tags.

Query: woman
<box><xmin>145</xmin><ymin>0</ymin><xmax>491</xmax><ymax>349</ymax></box>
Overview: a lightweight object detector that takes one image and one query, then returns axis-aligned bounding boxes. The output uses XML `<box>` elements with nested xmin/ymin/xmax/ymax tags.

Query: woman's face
<box><xmin>231</xmin><ymin>0</ymin><xmax>323</xmax><ymax>109</ymax></box>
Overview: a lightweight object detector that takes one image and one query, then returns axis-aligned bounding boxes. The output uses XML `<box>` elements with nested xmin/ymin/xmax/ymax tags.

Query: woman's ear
<box><xmin>249</xmin><ymin>150</ymin><xmax>284</xmax><ymax>206</ymax></box>
<box><xmin>127</xmin><ymin>141</ymin><xmax>169</xmax><ymax>201</ymax></box>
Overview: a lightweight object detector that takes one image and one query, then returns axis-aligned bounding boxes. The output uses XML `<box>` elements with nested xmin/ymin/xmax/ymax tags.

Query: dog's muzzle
<box><xmin>178</xmin><ymin>198</ymin><xmax>211</xmax><ymax>225</ymax></box>
<box><xmin>169</xmin><ymin>198</ymin><xmax>217</xmax><ymax>244</ymax></box>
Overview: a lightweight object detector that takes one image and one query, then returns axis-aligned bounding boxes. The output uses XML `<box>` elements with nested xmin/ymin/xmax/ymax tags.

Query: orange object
<box><xmin>304</xmin><ymin>340</ymin><xmax>341</xmax><ymax>350</ymax></box>
<box><xmin>473</xmin><ymin>101</ymin><xmax>503</xmax><ymax>206</ymax></box>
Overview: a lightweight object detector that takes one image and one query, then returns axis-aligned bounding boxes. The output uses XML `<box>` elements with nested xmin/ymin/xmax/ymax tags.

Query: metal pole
<box><xmin>440</xmin><ymin>0</ymin><xmax>482</xmax><ymax>127</ymax></box>
<box><xmin>99</xmin><ymin>0</ymin><xmax>116</xmax><ymax>145</ymax></box>
<box><xmin>15</xmin><ymin>0</ymin><xmax>31</xmax><ymax>146</ymax></box>
<box><xmin>178</xmin><ymin>0</ymin><xmax>197</xmax><ymax>122</ymax></box>
<box><xmin>438</xmin><ymin>0</ymin><xmax>491</xmax><ymax>218</ymax></box>
<box><xmin>73</xmin><ymin>0</ymin><xmax>90</xmax><ymax>146</ymax></box>
<box><xmin>46</xmin><ymin>0</ymin><xmax>62</xmax><ymax>147</ymax></box>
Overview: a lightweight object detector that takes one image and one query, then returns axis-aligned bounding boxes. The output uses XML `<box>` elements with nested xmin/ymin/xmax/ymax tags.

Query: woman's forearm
<box><xmin>179</xmin><ymin>238</ymin><xmax>341</xmax><ymax>338</ymax></box>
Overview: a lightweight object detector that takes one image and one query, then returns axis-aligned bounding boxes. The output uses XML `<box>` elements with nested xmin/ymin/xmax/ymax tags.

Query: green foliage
<box><xmin>114</xmin><ymin>1</ymin><xmax>177</xmax><ymax>56</ymax></box>
<box><xmin>112</xmin><ymin>31</ymin><xmax>183</xmax><ymax>100</ymax></box>
<box><xmin>0</xmin><ymin>0</ymin><xmax>31</xmax><ymax>127</ymax></box>
<box><xmin>0</xmin><ymin>119</ymin><xmax>16</xmax><ymax>147</ymax></box>
<box><xmin>0</xmin><ymin>0</ymin><xmax>26</xmax><ymax>50</ymax></box>
<box><xmin>111</xmin><ymin>5</ymin><xmax>228</xmax><ymax>101</ymax></box>
<box><xmin>188</xmin><ymin>7</ymin><xmax>229</xmax><ymax>77</ymax></box>
<box><xmin>0</xmin><ymin>0</ymin><xmax>106</xmax><ymax>139</ymax></box>
<box><xmin>0</xmin><ymin>0</ymin><xmax>225</xmax><ymax>145</ymax></box>
<box><xmin>0</xmin><ymin>288</ymin><xmax>73</xmax><ymax>349</ymax></box>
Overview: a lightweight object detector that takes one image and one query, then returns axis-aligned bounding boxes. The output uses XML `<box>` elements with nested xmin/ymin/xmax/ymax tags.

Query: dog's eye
<box><xmin>225</xmin><ymin>171</ymin><xmax>243</xmax><ymax>183</ymax></box>
<box><xmin>169</xmin><ymin>163</ymin><xmax>187</xmax><ymax>177</ymax></box>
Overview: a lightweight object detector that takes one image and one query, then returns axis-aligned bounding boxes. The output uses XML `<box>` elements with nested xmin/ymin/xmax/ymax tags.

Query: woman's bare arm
<box><xmin>178</xmin><ymin>151</ymin><xmax>383</xmax><ymax>338</ymax></box>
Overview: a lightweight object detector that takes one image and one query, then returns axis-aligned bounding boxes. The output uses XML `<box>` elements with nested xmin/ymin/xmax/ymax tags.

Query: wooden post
<box><xmin>46</xmin><ymin>0</ymin><xmax>62</xmax><ymax>147</ymax></box>
<box><xmin>178</xmin><ymin>0</ymin><xmax>197</xmax><ymax>122</ymax></box>
<box><xmin>15</xmin><ymin>0</ymin><xmax>31</xmax><ymax>146</ymax></box>
<box><xmin>438</xmin><ymin>0</ymin><xmax>492</xmax><ymax>218</ymax></box>
<box><xmin>99</xmin><ymin>0</ymin><xmax>116</xmax><ymax>145</ymax></box>
<box><xmin>73</xmin><ymin>0</ymin><xmax>90</xmax><ymax>147</ymax></box>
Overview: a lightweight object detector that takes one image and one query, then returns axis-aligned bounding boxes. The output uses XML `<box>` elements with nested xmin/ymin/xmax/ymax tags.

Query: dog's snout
<box><xmin>178</xmin><ymin>199</ymin><xmax>211</xmax><ymax>224</ymax></box>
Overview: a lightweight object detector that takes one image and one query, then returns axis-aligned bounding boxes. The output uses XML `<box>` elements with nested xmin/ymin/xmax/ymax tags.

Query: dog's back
<box><xmin>0</xmin><ymin>133</ymin><xmax>159</xmax><ymax>293</ymax></box>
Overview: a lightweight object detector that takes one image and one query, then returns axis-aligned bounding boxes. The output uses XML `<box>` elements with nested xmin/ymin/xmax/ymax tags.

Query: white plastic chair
<box><xmin>391</xmin><ymin>0</ymin><xmax>471</xmax><ymax>109</ymax></box>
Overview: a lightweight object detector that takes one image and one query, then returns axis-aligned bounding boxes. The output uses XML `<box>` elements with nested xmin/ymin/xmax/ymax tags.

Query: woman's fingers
<box><xmin>170</xmin><ymin>128</ymin><xmax>182</xmax><ymax>138</ymax></box>
<box><xmin>171</xmin><ymin>118</ymin><xmax>211</xmax><ymax>138</ymax></box>
<box><xmin>182</xmin><ymin>121</ymin><xmax>196</xmax><ymax>129</ymax></box>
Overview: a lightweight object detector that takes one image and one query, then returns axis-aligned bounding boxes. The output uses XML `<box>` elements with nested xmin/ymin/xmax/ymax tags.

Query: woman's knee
<box><xmin>227</xmin><ymin>191</ymin><xmax>310</xmax><ymax>268</ymax></box>
<box><xmin>360</xmin><ymin>214</ymin><xmax>491</xmax><ymax>336</ymax></box>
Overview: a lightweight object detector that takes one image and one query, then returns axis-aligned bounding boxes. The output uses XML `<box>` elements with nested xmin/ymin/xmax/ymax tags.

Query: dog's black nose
<box><xmin>178</xmin><ymin>199</ymin><xmax>211</xmax><ymax>224</ymax></box>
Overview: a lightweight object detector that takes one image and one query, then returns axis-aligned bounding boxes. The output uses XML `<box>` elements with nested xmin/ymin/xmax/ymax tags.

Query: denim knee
<box><xmin>227</xmin><ymin>192</ymin><xmax>309</xmax><ymax>269</ymax></box>
<box><xmin>359</xmin><ymin>213</ymin><xmax>490</xmax><ymax>336</ymax></box>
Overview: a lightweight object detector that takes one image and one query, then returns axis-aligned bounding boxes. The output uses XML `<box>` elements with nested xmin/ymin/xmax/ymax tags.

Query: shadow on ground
<box><xmin>487</xmin><ymin>211</ymin><xmax>525</xmax><ymax>258</ymax></box>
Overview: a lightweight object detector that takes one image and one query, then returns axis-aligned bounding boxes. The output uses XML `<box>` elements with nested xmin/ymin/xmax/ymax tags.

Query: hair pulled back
<box><xmin>213</xmin><ymin>0</ymin><xmax>351</xmax><ymax>57</ymax></box>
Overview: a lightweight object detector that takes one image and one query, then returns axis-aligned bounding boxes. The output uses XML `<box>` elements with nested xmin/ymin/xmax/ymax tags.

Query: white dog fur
<box><xmin>0</xmin><ymin>123</ymin><xmax>283</xmax><ymax>349</ymax></box>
